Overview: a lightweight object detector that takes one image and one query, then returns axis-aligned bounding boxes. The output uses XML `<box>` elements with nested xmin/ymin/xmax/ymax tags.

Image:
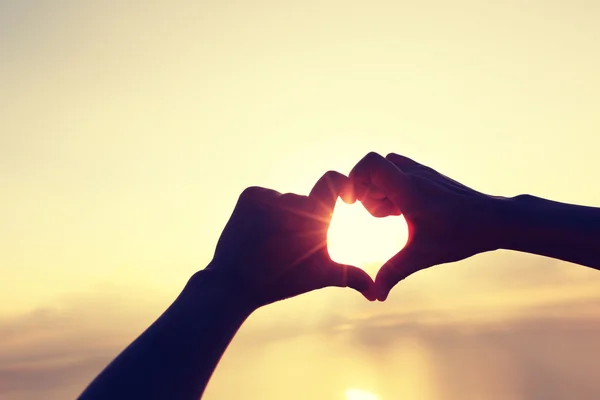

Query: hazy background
<box><xmin>2</xmin><ymin>1</ymin><xmax>600</xmax><ymax>399</ymax></box>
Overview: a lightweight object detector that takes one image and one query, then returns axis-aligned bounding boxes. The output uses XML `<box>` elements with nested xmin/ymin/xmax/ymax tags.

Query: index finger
<box><xmin>349</xmin><ymin>152</ymin><xmax>411</xmax><ymax>209</ymax></box>
<box><xmin>308</xmin><ymin>170</ymin><xmax>351</xmax><ymax>215</ymax></box>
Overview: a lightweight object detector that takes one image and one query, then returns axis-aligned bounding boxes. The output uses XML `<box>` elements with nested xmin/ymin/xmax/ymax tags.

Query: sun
<box><xmin>345</xmin><ymin>388</ymin><xmax>380</xmax><ymax>400</ymax></box>
<box><xmin>327</xmin><ymin>199</ymin><xmax>408</xmax><ymax>278</ymax></box>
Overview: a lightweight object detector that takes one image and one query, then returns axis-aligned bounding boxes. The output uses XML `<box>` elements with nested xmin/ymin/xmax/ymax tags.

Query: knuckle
<box><xmin>365</xmin><ymin>151</ymin><xmax>383</xmax><ymax>162</ymax></box>
<box><xmin>322</xmin><ymin>170</ymin><xmax>345</xmax><ymax>184</ymax></box>
<box><xmin>353</xmin><ymin>152</ymin><xmax>384</xmax><ymax>178</ymax></box>
<box><xmin>279</xmin><ymin>192</ymin><xmax>303</xmax><ymax>204</ymax></box>
<box><xmin>240</xmin><ymin>186</ymin><xmax>261</xmax><ymax>199</ymax></box>
<box><xmin>318</xmin><ymin>170</ymin><xmax>336</xmax><ymax>182</ymax></box>
<box><xmin>239</xmin><ymin>186</ymin><xmax>279</xmax><ymax>203</ymax></box>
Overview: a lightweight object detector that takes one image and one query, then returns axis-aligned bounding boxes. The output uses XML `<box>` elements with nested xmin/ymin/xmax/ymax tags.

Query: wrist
<box><xmin>182</xmin><ymin>267</ymin><xmax>258</xmax><ymax>318</ymax></box>
<box><xmin>475</xmin><ymin>195</ymin><xmax>522</xmax><ymax>253</ymax></box>
<box><xmin>483</xmin><ymin>194</ymin><xmax>545</xmax><ymax>252</ymax></box>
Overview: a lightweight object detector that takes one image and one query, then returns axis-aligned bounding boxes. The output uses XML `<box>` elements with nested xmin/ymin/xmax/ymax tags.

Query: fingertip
<box><xmin>360</xmin><ymin>197</ymin><xmax>399</xmax><ymax>218</ymax></box>
<box><xmin>359</xmin><ymin>279</ymin><xmax>378</xmax><ymax>302</ymax></box>
<box><xmin>340</xmin><ymin>185</ymin><xmax>357</xmax><ymax>204</ymax></box>
<box><xmin>374</xmin><ymin>264</ymin><xmax>401</xmax><ymax>302</ymax></box>
<box><xmin>339</xmin><ymin>263</ymin><xmax>375</xmax><ymax>295</ymax></box>
<box><xmin>352</xmin><ymin>181</ymin><xmax>369</xmax><ymax>202</ymax></box>
<box><xmin>377</xmin><ymin>287</ymin><xmax>390</xmax><ymax>302</ymax></box>
<box><xmin>309</xmin><ymin>170</ymin><xmax>348</xmax><ymax>213</ymax></box>
<box><xmin>363</xmin><ymin>286</ymin><xmax>377</xmax><ymax>302</ymax></box>
<box><xmin>374</xmin><ymin>275</ymin><xmax>392</xmax><ymax>301</ymax></box>
<box><xmin>342</xmin><ymin>195</ymin><xmax>357</xmax><ymax>204</ymax></box>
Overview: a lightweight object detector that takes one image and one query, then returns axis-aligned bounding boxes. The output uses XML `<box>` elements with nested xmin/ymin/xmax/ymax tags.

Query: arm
<box><xmin>493</xmin><ymin>194</ymin><xmax>600</xmax><ymax>270</ymax></box>
<box><xmin>78</xmin><ymin>269</ymin><xmax>252</xmax><ymax>399</ymax></box>
<box><xmin>79</xmin><ymin>171</ymin><xmax>374</xmax><ymax>400</ymax></box>
<box><xmin>347</xmin><ymin>152</ymin><xmax>600</xmax><ymax>300</ymax></box>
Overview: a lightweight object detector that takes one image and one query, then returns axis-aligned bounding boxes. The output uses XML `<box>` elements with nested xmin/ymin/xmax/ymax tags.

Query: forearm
<box><xmin>491</xmin><ymin>195</ymin><xmax>600</xmax><ymax>269</ymax></box>
<box><xmin>79</xmin><ymin>268</ymin><xmax>255</xmax><ymax>400</ymax></box>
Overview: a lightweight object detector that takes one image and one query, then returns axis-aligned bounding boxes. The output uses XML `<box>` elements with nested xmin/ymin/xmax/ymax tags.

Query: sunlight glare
<box><xmin>345</xmin><ymin>388</ymin><xmax>380</xmax><ymax>400</ymax></box>
<box><xmin>327</xmin><ymin>199</ymin><xmax>408</xmax><ymax>278</ymax></box>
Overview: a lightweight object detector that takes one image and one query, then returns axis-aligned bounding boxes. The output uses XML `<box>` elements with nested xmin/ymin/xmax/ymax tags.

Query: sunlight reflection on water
<box><xmin>345</xmin><ymin>388</ymin><xmax>379</xmax><ymax>400</ymax></box>
<box><xmin>206</xmin><ymin>297</ymin><xmax>600</xmax><ymax>400</ymax></box>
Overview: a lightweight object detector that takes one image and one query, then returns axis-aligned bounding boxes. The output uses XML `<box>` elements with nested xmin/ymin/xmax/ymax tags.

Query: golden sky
<box><xmin>2</xmin><ymin>1</ymin><xmax>600</xmax><ymax>399</ymax></box>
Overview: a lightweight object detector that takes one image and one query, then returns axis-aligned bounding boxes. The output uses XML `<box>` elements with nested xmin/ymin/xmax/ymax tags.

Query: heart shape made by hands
<box><xmin>327</xmin><ymin>198</ymin><xmax>409</xmax><ymax>279</ymax></box>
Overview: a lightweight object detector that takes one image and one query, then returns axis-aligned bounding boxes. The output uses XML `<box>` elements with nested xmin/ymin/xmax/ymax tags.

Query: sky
<box><xmin>1</xmin><ymin>1</ymin><xmax>600</xmax><ymax>399</ymax></box>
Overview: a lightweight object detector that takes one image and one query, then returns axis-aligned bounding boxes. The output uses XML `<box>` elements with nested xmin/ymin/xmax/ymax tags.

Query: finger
<box><xmin>353</xmin><ymin>178</ymin><xmax>392</xmax><ymax>201</ymax></box>
<box><xmin>239</xmin><ymin>186</ymin><xmax>281</xmax><ymax>204</ymax></box>
<box><xmin>387</xmin><ymin>155</ymin><xmax>476</xmax><ymax>195</ymax></box>
<box><xmin>328</xmin><ymin>262</ymin><xmax>377</xmax><ymax>301</ymax></box>
<box><xmin>385</xmin><ymin>153</ymin><xmax>422</xmax><ymax>171</ymax></box>
<box><xmin>309</xmin><ymin>170</ymin><xmax>350</xmax><ymax>215</ymax></box>
<box><xmin>374</xmin><ymin>245</ymin><xmax>428</xmax><ymax>301</ymax></box>
<box><xmin>350</xmin><ymin>152</ymin><xmax>411</xmax><ymax>209</ymax></box>
<box><xmin>387</xmin><ymin>153</ymin><xmax>466</xmax><ymax>191</ymax></box>
<box><xmin>278</xmin><ymin>192</ymin><xmax>308</xmax><ymax>209</ymax></box>
<box><xmin>352</xmin><ymin>181</ymin><xmax>370</xmax><ymax>202</ymax></box>
<box><xmin>360</xmin><ymin>196</ymin><xmax>401</xmax><ymax>218</ymax></box>
<box><xmin>276</xmin><ymin>193</ymin><xmax>315</xmax><ymax>230</ymax></box>
<box><xmin>340</xmin><ymin>187</ymin><xmax>357</xmax><ymax>204</ymax></box>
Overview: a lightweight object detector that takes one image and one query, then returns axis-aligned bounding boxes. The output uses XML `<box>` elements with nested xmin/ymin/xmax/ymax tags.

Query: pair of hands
<box><xmin>208</xmin><ymin>152</ymin><xmax>499</xmax><ymax>307</ymax></box>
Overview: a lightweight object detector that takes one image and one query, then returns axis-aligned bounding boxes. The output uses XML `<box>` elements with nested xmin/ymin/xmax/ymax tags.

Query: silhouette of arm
<box><xmin>78</xmin><ymin>172</ymin><xmax>374</xmax><ymax>400</ymax></box>
<box><xmin>348</xmin><ymin>152</ymin><xmax>600</xmax><ymax>300</ymax></box>
<box><xmin>78</xmin><ymin>270</ymin><xmax>253</xmax><ymax>399</ymax></box>
<box><xmin>492</xmin><ymin>194</ymin><xmax>600</xmax><ymax>269</ymax></box>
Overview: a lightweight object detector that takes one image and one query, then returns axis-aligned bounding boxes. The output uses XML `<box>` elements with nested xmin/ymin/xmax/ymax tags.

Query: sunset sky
<box><xmin>2</xmin><ymin>1</ymin><xmax>600</xmax><ymax>399</ymax></box>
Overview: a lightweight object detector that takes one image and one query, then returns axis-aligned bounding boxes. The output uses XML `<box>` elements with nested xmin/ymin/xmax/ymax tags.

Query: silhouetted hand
<box><xmin>206</xmin><ymin>171</ymin><xmax>376</xmax><ymax>308</ymax></box>
<box><xmin>349</xmin><ymin>152</ymin><xmax>499</xmax><ymax>301</ymax></box>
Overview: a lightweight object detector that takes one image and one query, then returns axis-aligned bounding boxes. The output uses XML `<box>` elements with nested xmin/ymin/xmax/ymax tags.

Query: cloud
<box><xmin>0</xmin><ymin>286</ymin><xmax>170</xmax><ymax>398</ymax></box>
<box><xmin>318</xmin><ymin>293</ymin><xmax>600</xmax><ymax>400</ymax></box>
<box><xmin>2</xmin><ymin>255</ymin><xmax>600</xmax><ymax>399</ymax></box>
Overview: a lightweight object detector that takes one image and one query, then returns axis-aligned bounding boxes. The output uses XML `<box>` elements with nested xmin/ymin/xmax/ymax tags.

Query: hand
<box><xmin>206</xmin><ymin>171</ymin><xmax>376</xmax><ymax>308</ymax></box>
<box><xmin>349</xmin><ymin>152</ymin><xmax>500</xmax><ymax>301</ymax></box>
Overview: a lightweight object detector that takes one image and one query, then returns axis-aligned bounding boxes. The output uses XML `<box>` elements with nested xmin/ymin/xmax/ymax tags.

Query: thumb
<box><xmin>328</xmin><ymin>262</ymin><xmax>377</xmax><ymax>301</ymax></box>
<box><xmin>374</xmin><ymin>245</ymin><xmax>428</xmax><ymax>301</ymax></box>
